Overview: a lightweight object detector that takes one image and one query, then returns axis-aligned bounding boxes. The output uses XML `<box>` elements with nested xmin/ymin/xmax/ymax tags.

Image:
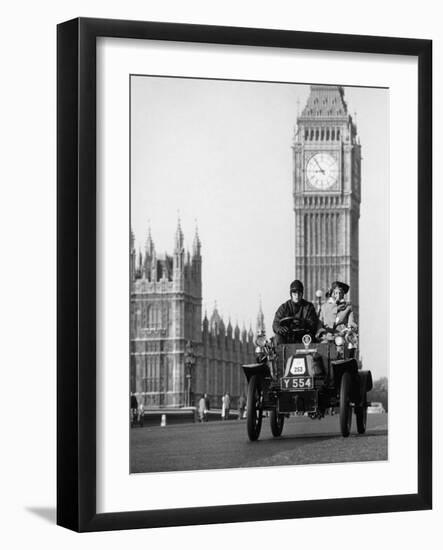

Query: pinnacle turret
<box><xmin>145</xmin><ymin>224</ymin><xmax>155</xmax><ymax>257</ymax></box>
<box><xmin>174</xmin><ymin>216</ymin><xmax>184</xmax><ymax>252</ymax></box>
<box><xmin>226</xmin><ymin>318</ymin><xmax>233</xmax><ymax>337</ymax></box>
<box><xmin>173</xmin><ymin>217</ymin><xmax>185</xmax><ymax>274</ymax></box>
<box><xmin>256</xmin><ymin>298</ymin><xmax>266</xmax><ymax>336</ymax></box>
<box><xmin>137</xmin><ymin>248</ymin><xmax>143</xmax><ymax>278</ymax></box>
<box><xmin>202</xmin><ymin>310</ymin><xmax>209</xmax><ymax>332</ymax></box>
<box><xmin>209</xmin><ymin>302</ymin><xmax>222</xmax><ymax>334</ymax></box>
<box><xmin>192</xmin><ymin>224</ymin><xmax>201</xmax><ymax>257</ymax></box>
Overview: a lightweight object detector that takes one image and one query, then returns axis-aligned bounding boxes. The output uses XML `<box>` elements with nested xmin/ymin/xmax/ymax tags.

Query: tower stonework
<box><xmin>293</xmin><ymin>85</ymin><xmax>361</xmax><ymax>319</ymax></box>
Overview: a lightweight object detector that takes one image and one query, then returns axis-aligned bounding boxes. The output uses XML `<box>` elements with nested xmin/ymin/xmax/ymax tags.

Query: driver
<box><xmin>317</xmin><ymin>281</ymin><xmax>357</xmax><ymax>336</ymax></box>
<box><xmin>272</xmin><ymin>280</ymin><xmax>318</xmax><ymax>343</ymax></box>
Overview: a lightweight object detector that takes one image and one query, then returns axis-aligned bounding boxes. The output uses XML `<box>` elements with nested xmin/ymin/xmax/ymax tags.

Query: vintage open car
<box><xmin>242</xmin><ymin>317</ymin><xmax>373</xmax><ymax>441</ymax></box>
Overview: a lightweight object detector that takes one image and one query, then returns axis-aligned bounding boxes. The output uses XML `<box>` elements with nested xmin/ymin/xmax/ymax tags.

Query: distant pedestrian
<box><xmin>222</xmin><ymin>392</ymin><xmax>231</xmax><ymax>420</ymax></box>
<box><xmin>130</xmin><ymin>393</ymin><xmax>138</xmax><ymax>410</ymax></box>
<box><xmin>238</xmin><ymin>393</ymin><xmax>246</xmax><ymax>420</ymax></box>
<box><xmin>198</xmin><ymin>393</ymin><xmax>209</xmax><ymax>422</ymax></box>
<box><xmin>138</xmin><ymin>401</ymin><xmax>144</xmax><ymax>427</ymax></box>
<box><xmin>130</xmin><ymin>393</ymin><xmax>138</xmax><ymax>427</ymax></box>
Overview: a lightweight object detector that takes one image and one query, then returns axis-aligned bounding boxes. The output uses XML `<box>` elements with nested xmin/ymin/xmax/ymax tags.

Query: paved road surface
<box><xmin>130</xmin><ymin>414</ymin><xmax>387</xmax><ymax>473</ymax></box>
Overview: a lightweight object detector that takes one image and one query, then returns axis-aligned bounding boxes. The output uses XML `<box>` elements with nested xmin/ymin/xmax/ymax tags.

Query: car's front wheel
<box><xmin>247</xmin><ymin>375</ymin><xmax>263</xmax><ymax>441</ymax></box>
<box><xmin>339</xmin><ymin>372</ymin><xmax>353</xmax><ymax>437</ymax></box>
<box><xmin>270</xmin><ymin>409</ymin><xmax>285</xmax><ymax>437</ymax></box>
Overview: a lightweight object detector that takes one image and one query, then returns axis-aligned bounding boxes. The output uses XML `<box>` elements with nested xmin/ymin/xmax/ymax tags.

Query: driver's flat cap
<box><xmin>290</xmin><ymin>280</ymin><xmax>304</xmax><ymax>293</ymax></box>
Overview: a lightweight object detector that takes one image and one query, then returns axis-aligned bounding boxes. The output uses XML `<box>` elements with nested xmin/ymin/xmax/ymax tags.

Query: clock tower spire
<box><xmin>293</xmin><ymin>85</ymin><xmax>361</xmax><ymax>319</ymax></box>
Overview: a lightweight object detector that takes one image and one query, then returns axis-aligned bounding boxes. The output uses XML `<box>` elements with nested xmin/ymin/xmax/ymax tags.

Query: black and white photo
<box><xmin>129</xmin><ymin>77</ymin><xmax>389</xmax><ymax>473</ymax></box>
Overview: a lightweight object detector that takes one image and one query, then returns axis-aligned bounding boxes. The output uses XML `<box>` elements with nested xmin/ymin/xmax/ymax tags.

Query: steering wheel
<box><xmin>278</xmin><ymin>316</ymin><xmax>307</xmax><ymax>332</ymax></box>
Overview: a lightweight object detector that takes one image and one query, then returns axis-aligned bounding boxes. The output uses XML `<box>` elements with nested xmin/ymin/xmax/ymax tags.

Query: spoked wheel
<box><xmin>247</xmin><ymin>375</ymin><xmax>263</xmax><ymax>441</ymax></box>
<box><xmin>355</xmin><ymin>394</ymin><xmax>368</xmax><ymax>434</ymax></box>
<box><xmin>270</xmin><ymin>409</ymin><xmax>285</xmax><ymax>437</ymax></box>
<box><xmin>339</xmin><ymin>372</ymin><xmax>353</xmax><ymax>437</ymax></box>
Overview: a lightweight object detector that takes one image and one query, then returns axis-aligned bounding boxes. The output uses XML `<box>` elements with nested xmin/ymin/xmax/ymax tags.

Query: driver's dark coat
<box><xmin>272</xmin><ymin>298</ymin><xmax>318</xmax><ymax>336</ymax></box>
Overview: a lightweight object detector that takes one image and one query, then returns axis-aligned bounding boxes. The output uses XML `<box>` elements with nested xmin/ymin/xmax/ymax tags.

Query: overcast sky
<box><xmin>131</xmin><ymin>77</ymin><xmax>389</xmax><ymax>379</ymax></box>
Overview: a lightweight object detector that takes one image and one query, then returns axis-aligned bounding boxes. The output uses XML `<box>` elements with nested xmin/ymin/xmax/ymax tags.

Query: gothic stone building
<box><xmin>293</xmin><ymin>85</ymin><xmax>361</xmax><ymax>319</ymax></box>
<box><xmin>130</xmin><ymin>221</ymin><xmax>259</xmax><ymax>409</ymax></box>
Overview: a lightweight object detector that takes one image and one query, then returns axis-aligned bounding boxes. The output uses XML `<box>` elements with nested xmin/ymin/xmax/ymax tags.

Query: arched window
<box><xmin>141</xmin><ymin>304</ymin><xmax>148</xmax><ymax>328</ymax></box>
<box><xmin>148</xmin><ymin>304</ymin><xmax>162</xmax><ymax>329</ymax></box>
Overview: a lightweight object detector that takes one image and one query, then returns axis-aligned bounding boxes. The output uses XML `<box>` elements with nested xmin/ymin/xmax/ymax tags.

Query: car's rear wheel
<box><xmin>247</xmin><ymin>375</ymin><xmax>263</xmax><ymax>441</ymax></box>
<box><xmin>270</xmin><ymin>409</ymin><xmax>285</xmax><ymax>437</ymax></box>
<box><xmin>355</xmin><ymin>396</ymin><xmax>368</xmax><ymax>434</ymax></box>
<box><xmin>339</xmin><ymin>372</ymin><xmax>352</xmax><ymax>437</ymax></box>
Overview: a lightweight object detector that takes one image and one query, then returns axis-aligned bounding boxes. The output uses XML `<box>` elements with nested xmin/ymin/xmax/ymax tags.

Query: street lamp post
<box><xmin>315</xmin><ymin>289</ymin><xmax>323</xmax><ymax>317</ymax></box>
<box><xmin>184</xmin><ymin>340</ymin><xmax>196</xmax><ymax>408</ymax></box>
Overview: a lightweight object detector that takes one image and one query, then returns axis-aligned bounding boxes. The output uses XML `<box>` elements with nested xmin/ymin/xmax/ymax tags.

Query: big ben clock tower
<box><xmin>293</xmin><ymin>85</ymin><xmax>361</xmax><ymax>319</ymax></box>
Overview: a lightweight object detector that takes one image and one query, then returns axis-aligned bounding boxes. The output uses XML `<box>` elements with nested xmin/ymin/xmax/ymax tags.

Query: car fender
<box><xmin>331</xmin><ymin>358</ymin><xmax>359</xmax><ymax>377</ymax></box>
<box><xmin>355</xmin><ymin>370</ymin><xmax>373</xmax><ymax>405</ymax></box>
<box><xmin>330</xmin><ymin>358</ymin><xmax>360</xmax><ymax>397</ymax></box>
<box><xmin>242</xmin><ymin>362</ymin><xmax>269</xmax><ymax>383</ymax></box>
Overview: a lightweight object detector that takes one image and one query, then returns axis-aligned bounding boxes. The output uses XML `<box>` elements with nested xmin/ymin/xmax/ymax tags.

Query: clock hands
<box><xmin>313</xmin><ymin>157</ymin><xmax>325</xmax><ymax>174</ymax></box>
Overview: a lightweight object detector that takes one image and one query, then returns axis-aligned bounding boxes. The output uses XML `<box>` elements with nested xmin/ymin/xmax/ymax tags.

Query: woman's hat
<box><xmin>331</xmin><ymin>281</ymin><xmax>350</xmax><ymax>294</ymax></box>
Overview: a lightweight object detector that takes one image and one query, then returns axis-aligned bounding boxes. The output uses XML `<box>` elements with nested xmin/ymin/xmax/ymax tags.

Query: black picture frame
<box><xmin>57</xmin><ymin>17</ymin><xmax>432</xmax><ymax>532</ymax></box>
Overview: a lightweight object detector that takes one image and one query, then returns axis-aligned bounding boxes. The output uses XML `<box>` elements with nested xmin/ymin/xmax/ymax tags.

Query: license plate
<box><xmin>284</xmin><ymin>356</ymin><xmax>306</xmax><ymax>377</ymax></box>
<box><xmin>281</xmin><ymin>376</ymin><xmax>314</xmax><ymax>390</ymax></box>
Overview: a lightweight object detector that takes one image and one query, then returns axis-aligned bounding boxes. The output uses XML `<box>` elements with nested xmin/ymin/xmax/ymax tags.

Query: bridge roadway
<box><xmin>130</xmin><ymin>413</ymin><xmax>388</xmax><ymax>473</ymax></box>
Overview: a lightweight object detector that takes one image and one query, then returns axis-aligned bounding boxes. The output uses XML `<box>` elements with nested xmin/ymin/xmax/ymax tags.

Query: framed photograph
<box><xmin>57</xmin><ymin>17</ymin><xmax>432</xmax><ymax>532</ymax></box>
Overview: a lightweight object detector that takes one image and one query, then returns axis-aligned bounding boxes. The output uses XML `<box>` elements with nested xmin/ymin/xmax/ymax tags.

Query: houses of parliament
<box><xmin>130</xmin><ymin>221</ymin><xmax>263</xmax><ymax>408</ymax></box>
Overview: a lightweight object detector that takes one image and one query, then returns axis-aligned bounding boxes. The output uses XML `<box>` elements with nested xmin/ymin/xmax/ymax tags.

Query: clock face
<box><xmin>306</xmin><ymin>153</ymin><xmax>339</xmax><ymax>190</ymax></box>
